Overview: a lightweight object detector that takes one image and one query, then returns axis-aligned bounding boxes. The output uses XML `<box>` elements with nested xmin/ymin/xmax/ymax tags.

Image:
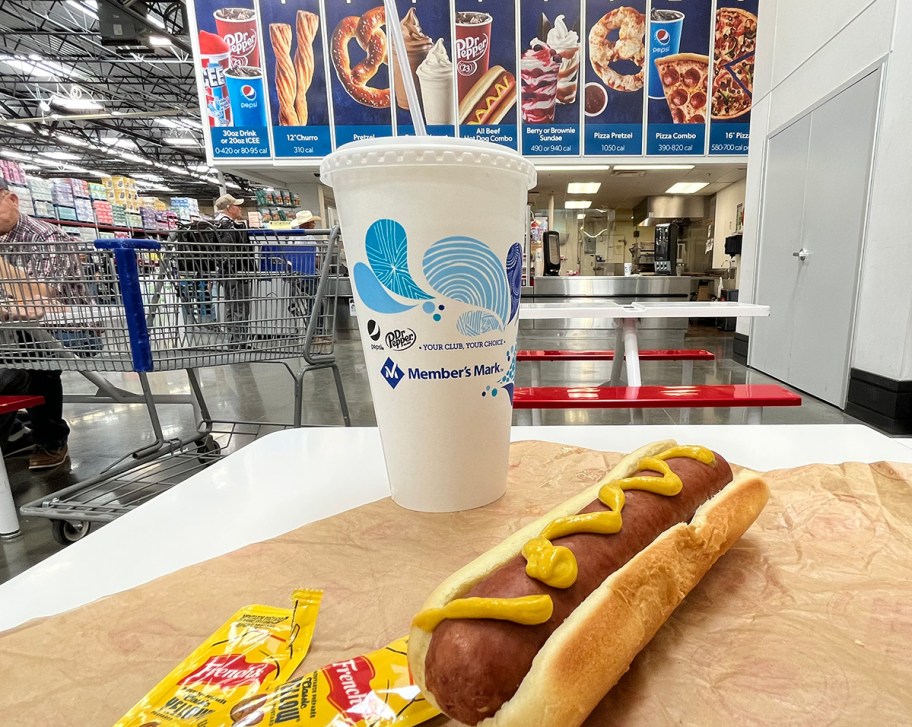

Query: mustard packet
<box><xmin>206</xmin><ymin>635</ymin><xmax>439</xmax><ymax>726</ymax></box>
<box><xmin>116</xmin><ymin>589</ymin><xmax>323</xmax><ymax>726</ymax></box>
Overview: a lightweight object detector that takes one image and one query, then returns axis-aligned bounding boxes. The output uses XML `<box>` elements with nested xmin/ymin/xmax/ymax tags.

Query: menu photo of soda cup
<box><xmin>192</xmin><ymin>0</ymin><xmax>271</xmax><ymax>157</ymax></box>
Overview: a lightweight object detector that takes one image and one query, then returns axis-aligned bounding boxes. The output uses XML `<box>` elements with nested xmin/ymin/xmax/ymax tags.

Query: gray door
<box><xmin>750</xmin><ymin>68</ymin><xmax>881</xmax><ymax>406</ymax></box>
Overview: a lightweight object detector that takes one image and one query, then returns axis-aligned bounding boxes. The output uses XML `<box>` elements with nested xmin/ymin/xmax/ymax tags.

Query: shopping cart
<box><xmin>0</xmin><ymin>227</ymin><xmax>349</xmax><ymax>543</ymax></box>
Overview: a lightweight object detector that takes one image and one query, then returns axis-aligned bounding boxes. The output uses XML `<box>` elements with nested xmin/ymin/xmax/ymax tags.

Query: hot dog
<box><xmin>458</xmin><ymin>67</ymin><xmax>517</xmax><ymax>125</ymax></box>
<box><xmin>408</xmin><ymin>440</ymin><xmax>769</xmax><ymax>726</ymax></box>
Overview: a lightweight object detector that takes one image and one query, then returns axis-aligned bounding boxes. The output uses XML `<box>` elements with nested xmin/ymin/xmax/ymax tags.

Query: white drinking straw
<box><xmin>383</xmin><ymin>0</ymin><xmax>427</xmax><ymax>135</ymax></box>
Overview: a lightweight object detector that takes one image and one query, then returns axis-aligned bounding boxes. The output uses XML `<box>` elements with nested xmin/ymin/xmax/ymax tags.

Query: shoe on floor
<box><xmin>29</xmin><ymin>445</ymin><xmax>69</xmax><ymax>471</ymax></box>
<box><xmin>4</xmin><ymin>431</ymin><xmax>36</xmax><ymax>458</ymax></box>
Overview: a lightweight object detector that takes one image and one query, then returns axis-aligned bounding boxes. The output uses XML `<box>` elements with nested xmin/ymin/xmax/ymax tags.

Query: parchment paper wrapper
<box><xmin>2</xmin><ymin>442</ymin><xmax>911</xmax><ymax>725</ymax></box>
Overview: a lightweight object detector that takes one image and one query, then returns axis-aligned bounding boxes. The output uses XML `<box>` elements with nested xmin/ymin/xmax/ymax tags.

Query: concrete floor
<box><xmin>0</xmin><ymin>322</ymin><xmax>862</xmax><ymax>583</ymax></box>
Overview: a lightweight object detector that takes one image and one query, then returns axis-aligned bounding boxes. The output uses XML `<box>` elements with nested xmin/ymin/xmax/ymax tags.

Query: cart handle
<box><xmin>94</xmin><ymin>238</ymin><xmax>162</xmax><ymax>251</ymax></box>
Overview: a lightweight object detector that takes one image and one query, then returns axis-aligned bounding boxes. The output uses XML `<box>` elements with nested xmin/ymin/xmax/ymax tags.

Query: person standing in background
<box><xmin>213</xmin><ymin>194</ymin><xmax>254</xmax><ymax>348</ymax></box>
<box><xmin>0</xmin><ymin>178</ymin><xmax>77</xmax><ymax>470</ymax></box>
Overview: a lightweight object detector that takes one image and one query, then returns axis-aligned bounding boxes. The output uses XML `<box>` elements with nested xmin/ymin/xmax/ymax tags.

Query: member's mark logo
<box><xmin>380</xmin><ymin>357</ymin><xmax>404</xmax><ymax>389</ymax></box>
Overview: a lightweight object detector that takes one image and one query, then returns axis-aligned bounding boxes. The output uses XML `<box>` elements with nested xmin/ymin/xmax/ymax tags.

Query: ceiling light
<box><xmin>134</xmin><ymin>173</ymin><xmax>166</xmax><ymax>182</ymax></box>
<box><xmin>577</xmin><ymin>213</ymin><xmax>586</xmax><ymax>220</ymax></box>
<box><xmin>565</xmin><ymin>200</ymin><xmax>592</xmax><ymax>209</ymax></box>
<box><xmin>58</xmin><ymin>133</ymin><xmax>91</xmax><ymax>147</ymax></box>
<box><xmin>665</xmin><ymin>182</ymin><xmax>709</xmax><ymax>194</ymax></box>
<box><xmin>40</xmin><ymin>151</ymin><xmax>81</xmax><ymax>161</ymax></box>
<box><xmin>148</xmin><ymin>35</ymin><xmax>173</xmax><ymax>47</ymax></box>
<box><xmin>614</xmin><ymin>164</ymin><xmax>695</xmax><ymax>171</ymax></box>
<box><xmin>1</xmin><ymin>150</ymin><xmax>32</xmax><ymax>161</ymax></box>
<box><xmin>51</xmin><ymin>95</ymin><xmax>103</xmax><ymax>111</ymax></box>
<box><xmin>536</xmin><ymin>165</ymin><xmax>611</xmax><ymax>172</ymax></box>
<box><xmin>8</xmin><ymin>123</ymin><xmax>33</xmax><ymax>134</ymax></box>
<box><xmin>225</xmin><ymin>182</ymin><xmax>242</xmax><ymax>191</ymax></box>
<box><xmin>567</xmin><ymin>182</ymin><xmax>601</xmax><ymax>194</ymax></box>
<box><xmin>118</xmin><ymin>152</ymin><xmax>152</xmax><ymax>164</ymax></box>
<box><xmin>163</xmin><ymin>137</ymin><xmax>200</xmax><ymax>147</ymax></box>
<box><xmin>66</xmin><ymin>0</ymin><xmax>98</xmax><ymax>19</ymax></box>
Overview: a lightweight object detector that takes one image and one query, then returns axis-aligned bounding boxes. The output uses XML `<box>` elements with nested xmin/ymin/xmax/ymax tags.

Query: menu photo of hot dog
<box><xmin>455</xmin><ymin>0</ymin><xmax>519</xmax><ymax>149</ymax></box>
<box><xmin>518</xmin><ymin>0</ymin><xmax>582</xmax><ymax>155</ymax></box>
<box><xmin>409</xmin><ymin>440</ymin><xmax>770</xmax><ymax>726</ymax></box>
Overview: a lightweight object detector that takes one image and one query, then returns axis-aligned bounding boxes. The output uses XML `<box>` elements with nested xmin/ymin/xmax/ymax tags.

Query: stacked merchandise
<box><xmin>255</xmin><ymin>188</ymin><xmax>302</xmax><ymax>225</ymax></box>
<box><xmin>140</xmin><ymin>206</ymin><xmax>158</xmax><ymax>230</ymax></box>
<box><xmin>0</xmin><ymin>159</ymin><xmax>26</xmax><ymax>185</ymax></box>
<box><xmin>88</xmin><ymin>182</ymin><xmax>107</xmax><ymax>201</ymax></box>
<box><xmin>52</xmin><ymin>179</ymin><xmax>77</xmax><ymax>221</ymax></box>
<box><xmin>93</xmin><ymin>199</ymin><xmax>114</xmax><ymax>226</ymax></box>
<box><xmin>170</xmin><ymin>197</ymin><xmax>201</xmax><ymax>223</ymax></box>
<box><xmin>28</xmin><ymin>177</ymin><xmax>55</xmax><ymax>219</ymax></box>
<box><xmin>69</xmin><ymin>179</ymin><xmax>95</xmax><ymax>223</ymax></box>
<box><xmin>103</xmin><ymin>175</ymin><xmax>140</xmax><ymax>212</ymax></box>
<box><xmin>112</xmin><ymin>204</ymin><xmax>129</xmax><ymax>228</ymax></box>
<box><xmin>0</xmin><ymin>161</ymin><xmax>36</xmax><ymax>217</ymax></box>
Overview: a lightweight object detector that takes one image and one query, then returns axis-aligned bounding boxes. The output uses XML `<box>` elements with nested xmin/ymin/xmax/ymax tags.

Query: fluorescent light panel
<box><xmin>148</xmin><ymin>35</ymin><xmax>173</xmax><ymax>47</ymax></box>
<box><xmin>51</xmin><ymin>95</ymin><xmax>103</xmax><ymax>111</ymax></box>
<box><xmin>577</xmin><ymin>213</ymin><xmax>586</xmax><ymax>219</ymax></box>
<box><xmin>614</xmin><ymin>164</ymin><xmax>695</xmax><ymax>171</ymax></box>
<box><xmin>567</xmin><ymin>182</ymin><xmax>601</xmax><ymax>194</ymax></box>
<box><xmin>537</xmin><ymin>165</ymin><xmax>611</xmax><ymax>172</ymax></box>
<box><xmin>665</xmin><ymin>182</ymin><xmax>709</xmax><ymax>194</ymax></box>
<box><xmin>163</xmin><ymin>137</ymin><xmax>200</xmax><ymax>147</ymax></box>
<box><xmin>565</xmin><ymin>200</ymin><xmax>592</xmax><ymax>209</ymax></box>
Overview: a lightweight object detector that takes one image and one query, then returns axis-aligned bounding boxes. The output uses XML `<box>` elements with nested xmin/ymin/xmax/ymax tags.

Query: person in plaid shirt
<box><xmin>0</xmin><ymin>178</ymin><xmax>73</xmax><ymax>470</ymax></box>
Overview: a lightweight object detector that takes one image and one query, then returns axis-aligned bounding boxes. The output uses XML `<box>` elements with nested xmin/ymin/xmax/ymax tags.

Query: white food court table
<box><xmin>2</xmin><ymin>423</ymin><xmax>911</xmax><ymax>633</ymax></box>
<box><xmin>519</xmin><ymin>301</ymin><xmax>769</xmax><ymax>386</ymax></box>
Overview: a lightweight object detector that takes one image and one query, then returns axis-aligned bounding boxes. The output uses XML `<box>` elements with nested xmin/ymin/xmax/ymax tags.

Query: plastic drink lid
<box><xmin>319</xmin><ymin>136</ymin><xmax>537</xmax><ymax>189</ymax></box>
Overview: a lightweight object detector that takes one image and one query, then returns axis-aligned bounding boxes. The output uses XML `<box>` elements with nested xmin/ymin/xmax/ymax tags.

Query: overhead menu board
<box><xmin>455</xmin><ymin>0</ymin><xmax>519</xmax><ymax>149</ymax></box>
<box><xmin>188</xmin><ymin>0</ymin><xmax>758</xmax><ymax>162</ymax></box>
<box><xmin>708</xmin><ymin>0</ymin><xmax>758</xmax><ymax>155</ymax></box>
<box><xmin>518</xmin><ymin>0</ymin><xmax>582</xmax><ymax>156</ymax></box>
<box><xmin>645</xmin><ymin>0</ymin><xmax>713</xmax><ymax>155</ymax></box>
<box><xmin>323</xmin><ymin>0</ymin><xmax>394</xmax><ymax>145</ymax></box>
<box><xmin>259</xmin><ymin>0</ymin><xmax>332</xmax><ymax>158</ymax></box>
<box><xmin>584</xmin><ymin>0</ymin><xmax>648</xmax><ymax>155</ymax></box>
<box><xmin>389</xmin><ymin>0</ymin><xmax>456</xmax><ymax>137</ymax></box>
<box><xmin>190</xmin><ymin>0</ymin><xmax>272</xmax><ymax>159</ymax></box>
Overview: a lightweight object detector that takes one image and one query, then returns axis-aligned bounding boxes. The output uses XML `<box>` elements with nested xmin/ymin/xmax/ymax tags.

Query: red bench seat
<box><xmin>513</xmin><ymin>384</ymin><xmax>801</xmax><ymax>410</ymax></box>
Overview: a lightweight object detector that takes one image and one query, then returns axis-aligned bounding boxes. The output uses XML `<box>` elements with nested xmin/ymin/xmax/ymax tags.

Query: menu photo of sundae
<box><xmin>520</xmin><ymin>11</ymin><xmax>580</xmax><ymax>125</ymax></box>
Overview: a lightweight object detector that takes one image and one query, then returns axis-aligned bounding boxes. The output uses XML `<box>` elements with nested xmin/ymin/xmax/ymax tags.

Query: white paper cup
<box><xmin>320</xmin><ymin>137</ymin><xmax>536</xmax><ymax>511</ymax></box>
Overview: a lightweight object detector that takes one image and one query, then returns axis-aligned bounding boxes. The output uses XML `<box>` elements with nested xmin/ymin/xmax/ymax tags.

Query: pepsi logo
<box><xmin>241</xmin><ymin>84</ymin><xmax>257</xmax><ymax>100</ymax></box>
<box><xmin>367</xmin><ymin>319</ymin><xmax>381</xmax><ymax>341</ymax></box>
<box><xmin>656</xmin><ymin>29</ymin><xmax>671</xmax><ymax>45</ymax></box>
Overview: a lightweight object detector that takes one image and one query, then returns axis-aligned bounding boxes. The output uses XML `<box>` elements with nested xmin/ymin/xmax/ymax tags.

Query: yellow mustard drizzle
<box><xmin>413</xmin><ymin>446</ymin><xmax>715</xmax><ymax>631</ymax></box>
<box><xmin>412</xmin><ymin>595</ymin><xmax>553</xmax><ymax>631</ymax></box>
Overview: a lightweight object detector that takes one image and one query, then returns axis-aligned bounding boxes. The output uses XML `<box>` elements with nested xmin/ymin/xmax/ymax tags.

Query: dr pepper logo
<box><xmin>323</xmin><ymin>657</ymin><xmax>376</xmax><ymax>717</ymax></box>
<box><xmin>178</xmin><ymin>654</ymin><xmax>276</xmax><ymax>688</ymax></box>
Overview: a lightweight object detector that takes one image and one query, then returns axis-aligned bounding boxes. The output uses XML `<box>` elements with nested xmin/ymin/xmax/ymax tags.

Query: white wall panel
<box><xmin>851</xmin><ymin>1</ymin><xmax>912</xmax><ymax>379</ymax></box>
<box><xmin>770</xmin><ymin>0</ymin><xmax>891</xmax><ymax>90</ymax></box>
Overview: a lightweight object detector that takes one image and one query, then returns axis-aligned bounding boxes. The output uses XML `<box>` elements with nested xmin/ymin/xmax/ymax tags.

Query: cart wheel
<box><xmin>196</xmin><ymin>436</ymin><xmax>221</xmax><ymax>461</ymax></box>
<box><xmin>51</xmin><ymin>520</ymin><xmax>92</xmax><ymax>545</ymax></box>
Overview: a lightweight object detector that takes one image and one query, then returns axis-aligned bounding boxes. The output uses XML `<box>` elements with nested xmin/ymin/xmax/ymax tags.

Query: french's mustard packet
<box><xmin>116</xmin><ymin>589</ymin><xmax>323</xmax><ymax>727</ymax></box>
<box><xmin>205</xmin><ymin>635</ymin><xmax>439</xmax><ymax>726</ymax></box>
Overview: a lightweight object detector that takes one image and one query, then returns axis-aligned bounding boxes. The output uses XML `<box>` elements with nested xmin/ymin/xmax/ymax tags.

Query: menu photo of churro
<box><xmin>258</xmin><ymin>0</ymin><xmax>331</xmax><ymax>157</ymax></box>
<box><xmin>518</xmin><ymin>0</ymin><xmax>581</xmax><ymax>155</ymax></box>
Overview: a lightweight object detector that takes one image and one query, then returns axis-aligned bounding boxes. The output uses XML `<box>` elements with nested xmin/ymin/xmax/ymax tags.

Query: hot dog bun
<box><xmin>408</xmin><ymin>440</ymin><xmax>770</xmax><ymax>727</ymax></box>
<box><xmin>458</xmin><ymin>66</ymin><xmax>517</xmax><ymax>125</ymax></box>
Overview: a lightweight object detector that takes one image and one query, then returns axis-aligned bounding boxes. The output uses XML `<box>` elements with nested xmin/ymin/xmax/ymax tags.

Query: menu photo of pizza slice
<box><xmin>654</xmin><ymin>52</ymin><xmax>708</xmax><ymax>124</ymax></box>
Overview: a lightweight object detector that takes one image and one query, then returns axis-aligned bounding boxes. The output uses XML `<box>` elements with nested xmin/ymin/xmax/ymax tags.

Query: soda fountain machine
<box><xmin>653</xmin><ymin>222</ymin><xmax>679</xmax><ymax>275</ymax></box>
